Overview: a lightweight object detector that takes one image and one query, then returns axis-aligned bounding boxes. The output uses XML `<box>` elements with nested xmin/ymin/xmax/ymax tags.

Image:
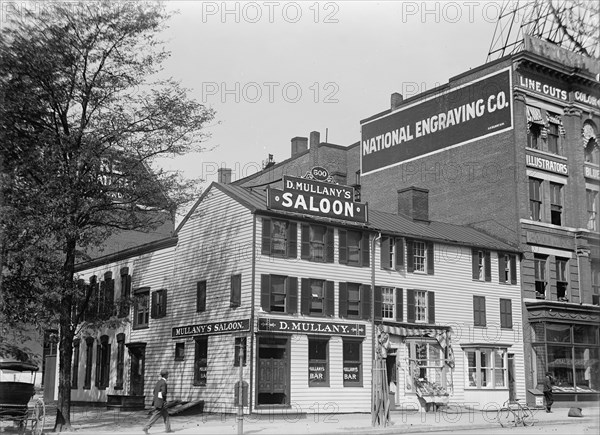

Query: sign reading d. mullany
<box><xmin>267</xmin><ymin>174</ymin><xmax>368</xmax><ymax>223</ymax></box>
<box><xmin>361</xmin><ymin>68</ymin><xmax>513</xmax><ymax>175</ymax></box>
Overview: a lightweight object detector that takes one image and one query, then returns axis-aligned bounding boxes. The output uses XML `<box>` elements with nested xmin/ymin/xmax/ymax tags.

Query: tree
<box><xmin>0</xmin><ymin>1</ymin><xmax>215</xmax><ymax>431</ymax></box>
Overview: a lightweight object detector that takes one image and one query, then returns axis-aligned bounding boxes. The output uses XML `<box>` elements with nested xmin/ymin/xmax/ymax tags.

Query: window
<box><xmin>115</xmin><ymin>333</ymin><xmax>125</xmax><ymax>389</ymax></box>
<box><xmin>99</xmin><ymin>272</ymin><xmax>115</xmax><ymax>319</ymax></box>
<box><xmin>301</xmin><ymin>224</ymin><xmax>333</xmax><ymax>262</ymax></box>
<box><xmin>71</xmin><ymin>339</ymin><xmax>80</xmax><ymax>389</ymax></box>
<box><xmin>592</xmin><ymin>261</ymin><xmax>600</xmax><ymax>306</ymax></box>
<box><xmin>466</xmin><ymin>348</ymin><xmax>507</xmax><ymax>389</ymax></box>
<box><xmin>407</xmin><ymin>340</ymin><xmax>443</xmax><ymax>386</ymax></box>
<box><xmin>175</xmin><ymin>343</ymin><xmax>185</xmax><ymax>361</ymax></box>
<box><xmin>407</xmin><ymin>240</ymin><xmax>434</xmax><ymax>274</ymax></box>
<box><xmin>84</xmin><ymin>337</ymin><xmax>93</xmax><ymax>389</ymax></box>
<box><xmin>380</xmin><ymin>236</ymin><xmax>404</xmax><ymax>270</ymax></box>
<box><xmin>230</xmin><ymin>274</ymin><xmax>241</xmax><ymax>308</ymax></box>
<box><xmin>262</xmin><ymin>218</ymin><xmax>297</xmax><ymax>258</ymax></box>
<box><xmin>500</xmin><ymin>299</ymin><xmax>513</xmax><ymax>329</ymax></box>
<box><xmin>473</xmin><ymin>296</ymin><xmax>486</xmax><ymax>327</ymax></box>
<box><xmin>529</xmin><ymin>178</ymin><xmax>542</xmax><ymax>221</ymax></box>
<box><xmin>550</xmin><ymin>182</ymin><xmax>563</xmax><ymax>226</ymax></box>
<box><xmin>261</xmin><ymin>274</ymin><xmax>298</xmax><ymax>314</ymax></box>
<box><xmin>472</xmin><ymin>249</ymin><xmax>491</xmax><ymax>281</ymax></box>
<box><xmin>95</xmin><ymin>335</ymin><xmax>110</xmax><ymax>389</ymax></box>
<box><xmin>194</xmin><ymin>336</ymin><xmax>208</xmax><ymax>386</ymax></box>
<box><xmin>527</xmin><ymin>123</ymin><xmax>541</xmax><ymax>149</ymax></box>
<box><xmin>587</xmin><ymin>189</ymin><xmax>598</xmax><ymax>231</ymax></box>
<box><xmin>546</xmin><ymin>117</ymin><xmax>560</xmax><ymax>154</ymax></box>
<box><xmin>339</xmin><ymin>282</ymin><xmax>370</xmax><ymax>320</ymax></box>
<box><xmin>534</xmin><ymin>255</ymin><xmax>547</xmax><ymax>299</ymax></box>
<box><xmin>151</xmin><ymin>289</ymin><xmax>167</xmax><ymax>319</ymax></box>
<box><xmin>197</xmin><ymin>280</ymin><xmax>206</xmax><ymax>313</ymax></box>
<box><xmin>343</xmin><ymin>339</ymin><xmax>363</xmax><ymax>386</ymax></box>
<box><xmin>374</xmin><ymin>286</ymin><xmax>403</xmax><ymax>321</ymax></box>
<box><xmin>584</xmin><ymin>138</ymin><xmax>599</xmax><ymax>164</ymax></box>
<box><xmin>308</xmin><ymin>338</ymin><xmax>329</xmax><ymax>387</ymax></box>
<box><xmin>407</xmin><ymin>289</ymin><xmax>434</xmax><ymax>324</ymax></box>
<box><xmin>339</xmin><ymin>229</ymin><xmax>370</xmax><ymax>267</ymax></box>
<box><xmin>498</xmin><ymin>253</ymin><xmax>517</xmax><ymax>284</ymax></box>
<box><xmin>133</xmin><ymin>287</ymin><xmax>150</xmax><ymax>329</ymax></box>
<box><xmin>301</xmin><ymin>279</ymin><xmax>334</xmax><ymax>317</ymax></box>
<box><xmin>234</xmin><ymin>337</ymin><xmax>247</xmax><ymax>367</ymax></box>
<box><xmin>382</xmin><ymin>287</ymin><xmax>394</xmax><ymax>319</ymax></box>
<box><xmin>556</xmin><ymin>257</ymin><xmax>569</xmax><ymax>301</ymax></box>
<box><xmin>118</xmin><ymin>267</ymin><xmax>131</xmax><ymax>317</ymax></box>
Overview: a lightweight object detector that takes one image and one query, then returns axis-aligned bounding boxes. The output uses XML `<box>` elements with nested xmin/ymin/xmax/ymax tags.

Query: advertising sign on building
<box><xmin>172</xmin><ymin>319</ymin><xmax>250</xmax><ymax>339</ymax></box>
<box><xmin>258</xmin><ymin>317</ymin><xmax>366</xmax><ymax>336</ymax></box>
<box><xmin>525</xmin><ymin>154</ymin><xmax>569</xmax><ymax>175</ymax></box>
<box><xmin>361</xmin><ymin>68</ymin><xmax>513</xmax><ymax>175</ymax></box>
<box><xmin>267</xmin><ymin>173</ymin><xmax>368</xmax><ymax>223</ymax></box>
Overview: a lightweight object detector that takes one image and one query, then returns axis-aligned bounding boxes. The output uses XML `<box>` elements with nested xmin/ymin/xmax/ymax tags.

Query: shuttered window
<box><xmin>472</xmin><ymin>249</ymin><xmax>491</xmax><ymax>281</ymax></box>
<box><xmin>407</xmin><ymin>289</ymin><xmax>435</xmax><ymax>324</ymax></box>
<box><xmin>473</xmin><ymin>296</ymin><xmax>486</xmax><ymax>327</ymax></box>
<box><xmin>406</xmin><ymin>240</ymin><xmax>434</xmax><ymax>274</ymax></box>
<box><xmin>301</xmin><ymin>224</ymin><xmax>334</xmax><ymax>262</ymax></box>
<box><xmin>380</xmin><ymin>236</ymin><xmax>404</xmax><ymax>270</ymax></box>
<box><xmin>119</xmin><ymin>267</ymin><xmax>132</xmax><ymax>318</ymax></box>
<box><xmin>301</xmin><ymin>279</ymin><xmax>334</xmax><ymax>317</ymax></box>
<box><xmin>261</xmin><ymin>274</ymin><xmax>298</xmax><ymax>314</ymax></box>
<box><xmin>339</xmin><ymin>230</ymin><xmax>370</xmax><ymax>267</ymax></box>
<box><xmin>500</xmin><ymin>299</ymin><xmax>512</xmax><ymax>329</ymax></box>
<box><xmin>498</xmin><ymin>253</ymin><xmax>517</xmax><ymax>284</ymax></box>
<box><xmin>261</xmin><ymin>217</ymin><xmax>297</xmax><ymax>258</ymax></box>
<box><xmin>339</xmin><ymin>282</ymin><xmax>370</xmax><ymax>320</ymax></box>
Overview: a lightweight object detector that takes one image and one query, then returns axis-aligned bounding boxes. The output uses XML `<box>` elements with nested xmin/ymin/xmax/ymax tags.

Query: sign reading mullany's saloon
<box><xmin>361</xmin><ymin>67</ymin><xmax>513</xmax><ymax>175</ymax></box>
<box><xmin>258</xmin><ymin>317</ymin><xmax>366</xmax><ymax>336</ymax></box>
<box><xmin>172</xmin><ymin>319</ymin><xmax>250</xmax><ymax>339</ymax></box>
<box><xmin>267</xmin><ymin>174</ymin><xmax>368</xmax><ymax>223</ymax></box>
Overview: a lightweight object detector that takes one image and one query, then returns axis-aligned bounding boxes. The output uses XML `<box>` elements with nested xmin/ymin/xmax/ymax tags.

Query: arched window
<box><xmin>583</xmin><ymin>122</ymin><xmax>599</xmax><ymax>164</ymax></box>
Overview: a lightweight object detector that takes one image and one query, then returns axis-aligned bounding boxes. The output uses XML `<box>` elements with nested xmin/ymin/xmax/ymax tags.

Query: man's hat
<box><xmin>160</xmin><ymin>369</ymin><xmax>169</xmax><ymax>377</ymax></box>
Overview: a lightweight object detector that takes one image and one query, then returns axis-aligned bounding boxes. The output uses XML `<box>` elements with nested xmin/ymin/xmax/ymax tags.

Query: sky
<box><xmin>153</xmin><ymin>1</ymin><xmax>510</xmax><ymax>188</ymax></box>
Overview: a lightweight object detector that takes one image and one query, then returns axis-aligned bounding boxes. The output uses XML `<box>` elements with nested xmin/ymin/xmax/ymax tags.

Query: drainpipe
<box><xmin>371</xmin><ymin>232</ymin><xmax>381</xmax><ymax>426</ymax></box>
<box><xmin>249</xmin><ymin>215</ymin><xmax>257</xmax><ymax>414</ymax></box>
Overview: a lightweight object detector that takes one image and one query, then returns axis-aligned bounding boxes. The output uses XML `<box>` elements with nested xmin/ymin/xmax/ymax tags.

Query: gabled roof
<box><xmin>196</xmin><ymin>182</ymin><xmax>518</xmax><ymax>253</ymax></box>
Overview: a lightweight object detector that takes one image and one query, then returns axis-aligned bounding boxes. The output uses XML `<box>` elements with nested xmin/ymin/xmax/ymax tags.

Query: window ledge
<box><xmin>526</xmin><ymin>148</ymin><xmax>568</xmax><ymax>161</ymax></box>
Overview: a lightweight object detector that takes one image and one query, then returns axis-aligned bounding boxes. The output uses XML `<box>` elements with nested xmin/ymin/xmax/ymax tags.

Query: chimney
<box><xmin>310</xmin><ymin>131</ymin><xmax>320</xmax><ymax>148</ymax></box>
<box><xmin>391</xmin><ymin>92</ymin><xmax>403</xmax><ymax>110</ymax></box>
<box><xmin>291</xmin><ymin>136</ymin><xmax>308</xmax><ymax>157</ymax></box>
<box><xmin>218</xmin><ymin>167</ymin><xmax>232</xmax><ymax>184</ymax></box>
<box><xmin>397</xmin><ymin>186</ymin><xmax>429</xmax><ymax>221</ymax></box>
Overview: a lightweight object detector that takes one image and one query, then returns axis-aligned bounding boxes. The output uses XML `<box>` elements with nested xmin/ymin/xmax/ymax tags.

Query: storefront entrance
<box><xmin>257</xmin><ymin>336</ymin><xmax>289</xmax><ymax>406</ymax></box>
<box><xmin>127</xmin><ymin>343</ymin><xmax>145</xmax><ymax>396</ymax></box>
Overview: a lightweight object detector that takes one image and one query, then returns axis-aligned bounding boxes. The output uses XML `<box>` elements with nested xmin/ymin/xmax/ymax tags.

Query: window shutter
<box><xmin>339</xmin><ymin>230</ymin><xmax>348</xmax><ymax>264</ymax></box>
<box><xmin>472</xmin><ymin>249</ymin><xmax>479</xmax><ymax>279</ymax></box>
<box><xmin>395</xmin><ymin>238</ymin><xmax>404</xmax><ymax>269</ymax></box>
<box><xmin>406</xmin><ymin>240</ymin><xmax>414</xmax><ymax>273</ymax></box>
<box><xmin>374</xmin><ymin>286</ymin><xmax>382</xmax><ymax>320</ymax></box>
<box><xmin>151</xmin><ymin>291</ymin><xmax>158</xmax><ymax>318</ymax></box>
<box><xmin>480</xmin><ymin>296</ymin><xmax>486</xmax><ymax>326</ymax></box>
<box><xmin>427</xmin><ymin>291</ymin><xmax>435</xmax><ymax>324</ymax></box>
<box><xmin>473</xmin><ymin>296</ymin><xmax>480</xmax><ymax>326</ymax></box>
<box><xmin>426</xmin><ymin>241</ymin><xmax>434</xmax><ymax>275</ymax></box>
<box><xmin>287</xmin><ymin>222</ymin><xmax>297</xmax><ymax>258</ymax></box>
<box><xmin>301</xmin><ymin>278</ymin><xmax>311</xmax><ymax>315</ymax></box>
<box><xmin>510</xmin><ymin>255</ymin><xmax>517</xmax><ymax>284</ymax></box>
<box><xmin>499</xmin><ymin>299</ymin><xmax>505</xmax><ymax>328</ymax></box>
<box><xmin>485</xmin><ymin>251</ymin><xmax>492</xmax><ymax>282</ymax></box>
<box><xmin>261</xmin><ymin>218</ymin><xmax>271</xmax><ymax>255</ymax></box>
<box><xmin>197</xmin><ymin>281</ymin><xmax>206</xmax><ymax>312</ymax></box>
<box><xmin>361</xmin><ymin>233</ymin><xmax>370</xmax><ymax>267</ymax></box>
<box><xmin>325</xmin><ymin>281</ymin><xmax>334</xmax><ymax>317</ymax></box>
<box><xmin>498</xmin><ymin>253</ymin><xmax>506</xmax><ymax>283</ymax></box>
<box><xmin>395</xmin><ymin>288</ymin><xmax>403</xmax><ymax>322</ymax></box>
<box><xmin>160</xmin><ymin>290</ymin><xmax>167</xmax><ymax>318</ymax></box>
<box><xmin>407</xmin><ymin>289</ymin><xmax>415</xmax><ymax>323</ymax></box>
<box><xmin>301</xmin><ymin>224</ymin><xmax>310</xmax><ymax>259</ymax></box>
<box><xmin>361</xmin><ymin>285</ymin><xmax>371</xmax><ymax>320</ymax></box>
<box><xmin>230</xmin><ymin>275</ymin><xmax>241</xmax><ymax>308</ymax></box>
<box><xmin>287</xmin><ymin>277</ymin><xmax>298</xmax><ymax>314</ymax></box>
<box><xmin>339</xmin><ymin>282</ymin><xmax>348</xmax><ymax>318</ymax></box>
<box><xmin>261</xmin><ymin>275</ymin><xmax>270</xmax><ymax>312</ymax></box>
<box><xmin>324</xmin><ymin>227</ymin><xmax>334</xmax><ymax>263</ymax></box>
<box><xmin>381</xmin><ymin>237</ymin><xmax>391</xmax><ymax>270</ymax></box>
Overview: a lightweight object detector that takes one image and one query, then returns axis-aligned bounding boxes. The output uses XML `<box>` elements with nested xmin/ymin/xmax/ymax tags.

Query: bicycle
<box><xmin>496</xmin><ymin>399</ymin><xmax>535</xmax><ymax>427</ymax></box>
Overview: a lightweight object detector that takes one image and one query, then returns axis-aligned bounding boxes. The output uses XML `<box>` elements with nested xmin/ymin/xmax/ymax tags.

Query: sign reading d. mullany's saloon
<box><xmin>172</xmin><ymin>319</ymin><xmax>250</xmax><ymax>339</ymax></box>
<box><xmin>267</xmin><ymin>170</ymin><xmax>368</xmax><ymax>223</ymax></box>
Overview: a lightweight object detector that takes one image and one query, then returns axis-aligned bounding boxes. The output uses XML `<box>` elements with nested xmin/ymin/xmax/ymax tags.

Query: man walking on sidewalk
<box><xmin>143</xmin><ymin>369</ymin><xmax>173</xmax><ymax>433</ymax></box>
<box><xmin>543</xmin><ymin>371</ymin><xmax>554</xmax><ymax>413</ymax></box>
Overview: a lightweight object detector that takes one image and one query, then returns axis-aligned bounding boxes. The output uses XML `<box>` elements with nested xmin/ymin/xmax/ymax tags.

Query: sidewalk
<box><xmin>33</xmin><ymin>404</ymin><xmax>599</xmax><ymax>435</ymax></box>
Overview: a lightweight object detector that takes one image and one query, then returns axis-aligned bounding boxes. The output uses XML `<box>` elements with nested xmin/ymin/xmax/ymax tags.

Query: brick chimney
<box><xmin>310</xmin><ymin>131</ymin><xmax>320</xmax><ymax>148</ymax></box>
<box><xmin>391</xmin><ymin>92</ymin><xmax>403</xmax><ymax>110</ymax></box>
<box><xmin>291</xmin><ymin>137</ymin><xmax>308</xmax><ymax>157</ymax></box>
<box><xmin>397</xmin><ymin>187</ymin><xmax>429</xmax><ymax>221</ymax></box>
<box><xmin>218</xmin><ymin>167</ymin><xmax>232</xmax><ymax>184</ymax></box>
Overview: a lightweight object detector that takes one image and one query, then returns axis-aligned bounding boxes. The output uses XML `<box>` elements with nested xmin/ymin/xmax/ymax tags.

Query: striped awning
<box><xmin>526</xmin><ymin>105</ymin><xmax>544</xmax><ymax>124</ymax></box>
<box><xmin>380</xmin><ymin>324</ymin><xmax>455</xmax><ymax>368</ymax></box>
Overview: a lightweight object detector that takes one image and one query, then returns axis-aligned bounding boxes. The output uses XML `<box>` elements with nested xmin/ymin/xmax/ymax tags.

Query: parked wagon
<box><xmin>0</xmin><ymin>361</ymin><xmax>45</xmax><ymax>434</ymax></box>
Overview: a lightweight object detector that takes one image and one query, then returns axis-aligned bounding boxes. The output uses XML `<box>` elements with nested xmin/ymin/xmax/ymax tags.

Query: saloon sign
<box><xmin>267</xmin><ymin>172</ymin><xmax>368</xmax><ymax>223</ymax></box>
<box><xmin>258</xmin><ymin>317</ymin><xmax>366</xmax><ymax>336</ymax></box>
<box><xmin>172</xmin><ymin>319</ymin><xmax>250</xmax><ymax>339</ymax></box>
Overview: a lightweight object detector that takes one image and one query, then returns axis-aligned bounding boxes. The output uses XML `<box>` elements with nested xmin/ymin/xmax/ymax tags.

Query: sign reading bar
<box><xmin>526</xmin><ymin>154</ymin><xmax>568</xmax><ymax>175</ymax></box>
<box><xmin>258</xmin><ymin>317</ymin><xmax>366</xmax><ymax>336</ymax></box>
<box><xmin>172</xmin><ymin>319</ymin><xmax>250</xmax><ymax>339</ymax></box>
<box><xmin>267</xmin><ymin>175</ymin><xmax>367</xmax><ymax>223</ymax></box>
<box><xmin>361</xmin><ymin>68</ymin><xmax>513</xmax><ymax>175</ymax></box>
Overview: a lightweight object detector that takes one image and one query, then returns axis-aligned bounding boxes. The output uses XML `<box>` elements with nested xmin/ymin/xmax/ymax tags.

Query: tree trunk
<box><xmin>53</xmin><ymin>236</ymin><xmax>77</xmax><ymax>432</ymax></box>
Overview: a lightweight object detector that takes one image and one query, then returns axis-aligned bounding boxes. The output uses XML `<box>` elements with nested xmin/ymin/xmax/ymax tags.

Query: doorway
<box><xmin>127</xmin><ymin>343</ymin><xmax>146</xmax><ymax>396</ymax></box>
<box><xmin>257</xmin><ymin>336</ymin><xmax>289</xmax><ymax>406</ymax></box>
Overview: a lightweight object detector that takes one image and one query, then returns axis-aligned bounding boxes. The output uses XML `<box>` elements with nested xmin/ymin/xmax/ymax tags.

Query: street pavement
<box><xmin>20</xmin><ymin>403</ymin><xmax>597</xmax><ymax>435</ymax></box>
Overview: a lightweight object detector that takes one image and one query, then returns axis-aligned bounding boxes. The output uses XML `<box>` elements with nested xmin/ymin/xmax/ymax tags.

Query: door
<box><xmin>127</xmin><ymin>343</ymin><xmax>146</xmax><ymax>396</ymax></box>
<box><xmin>508</xmin><ymin>353</ymin><xmax>516</xmax><ymax>402</ymax></box>
<box><xmin>257</xmin><ymin>336</ymin><xmax>289</xmax><ymax>405</ymax></box>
